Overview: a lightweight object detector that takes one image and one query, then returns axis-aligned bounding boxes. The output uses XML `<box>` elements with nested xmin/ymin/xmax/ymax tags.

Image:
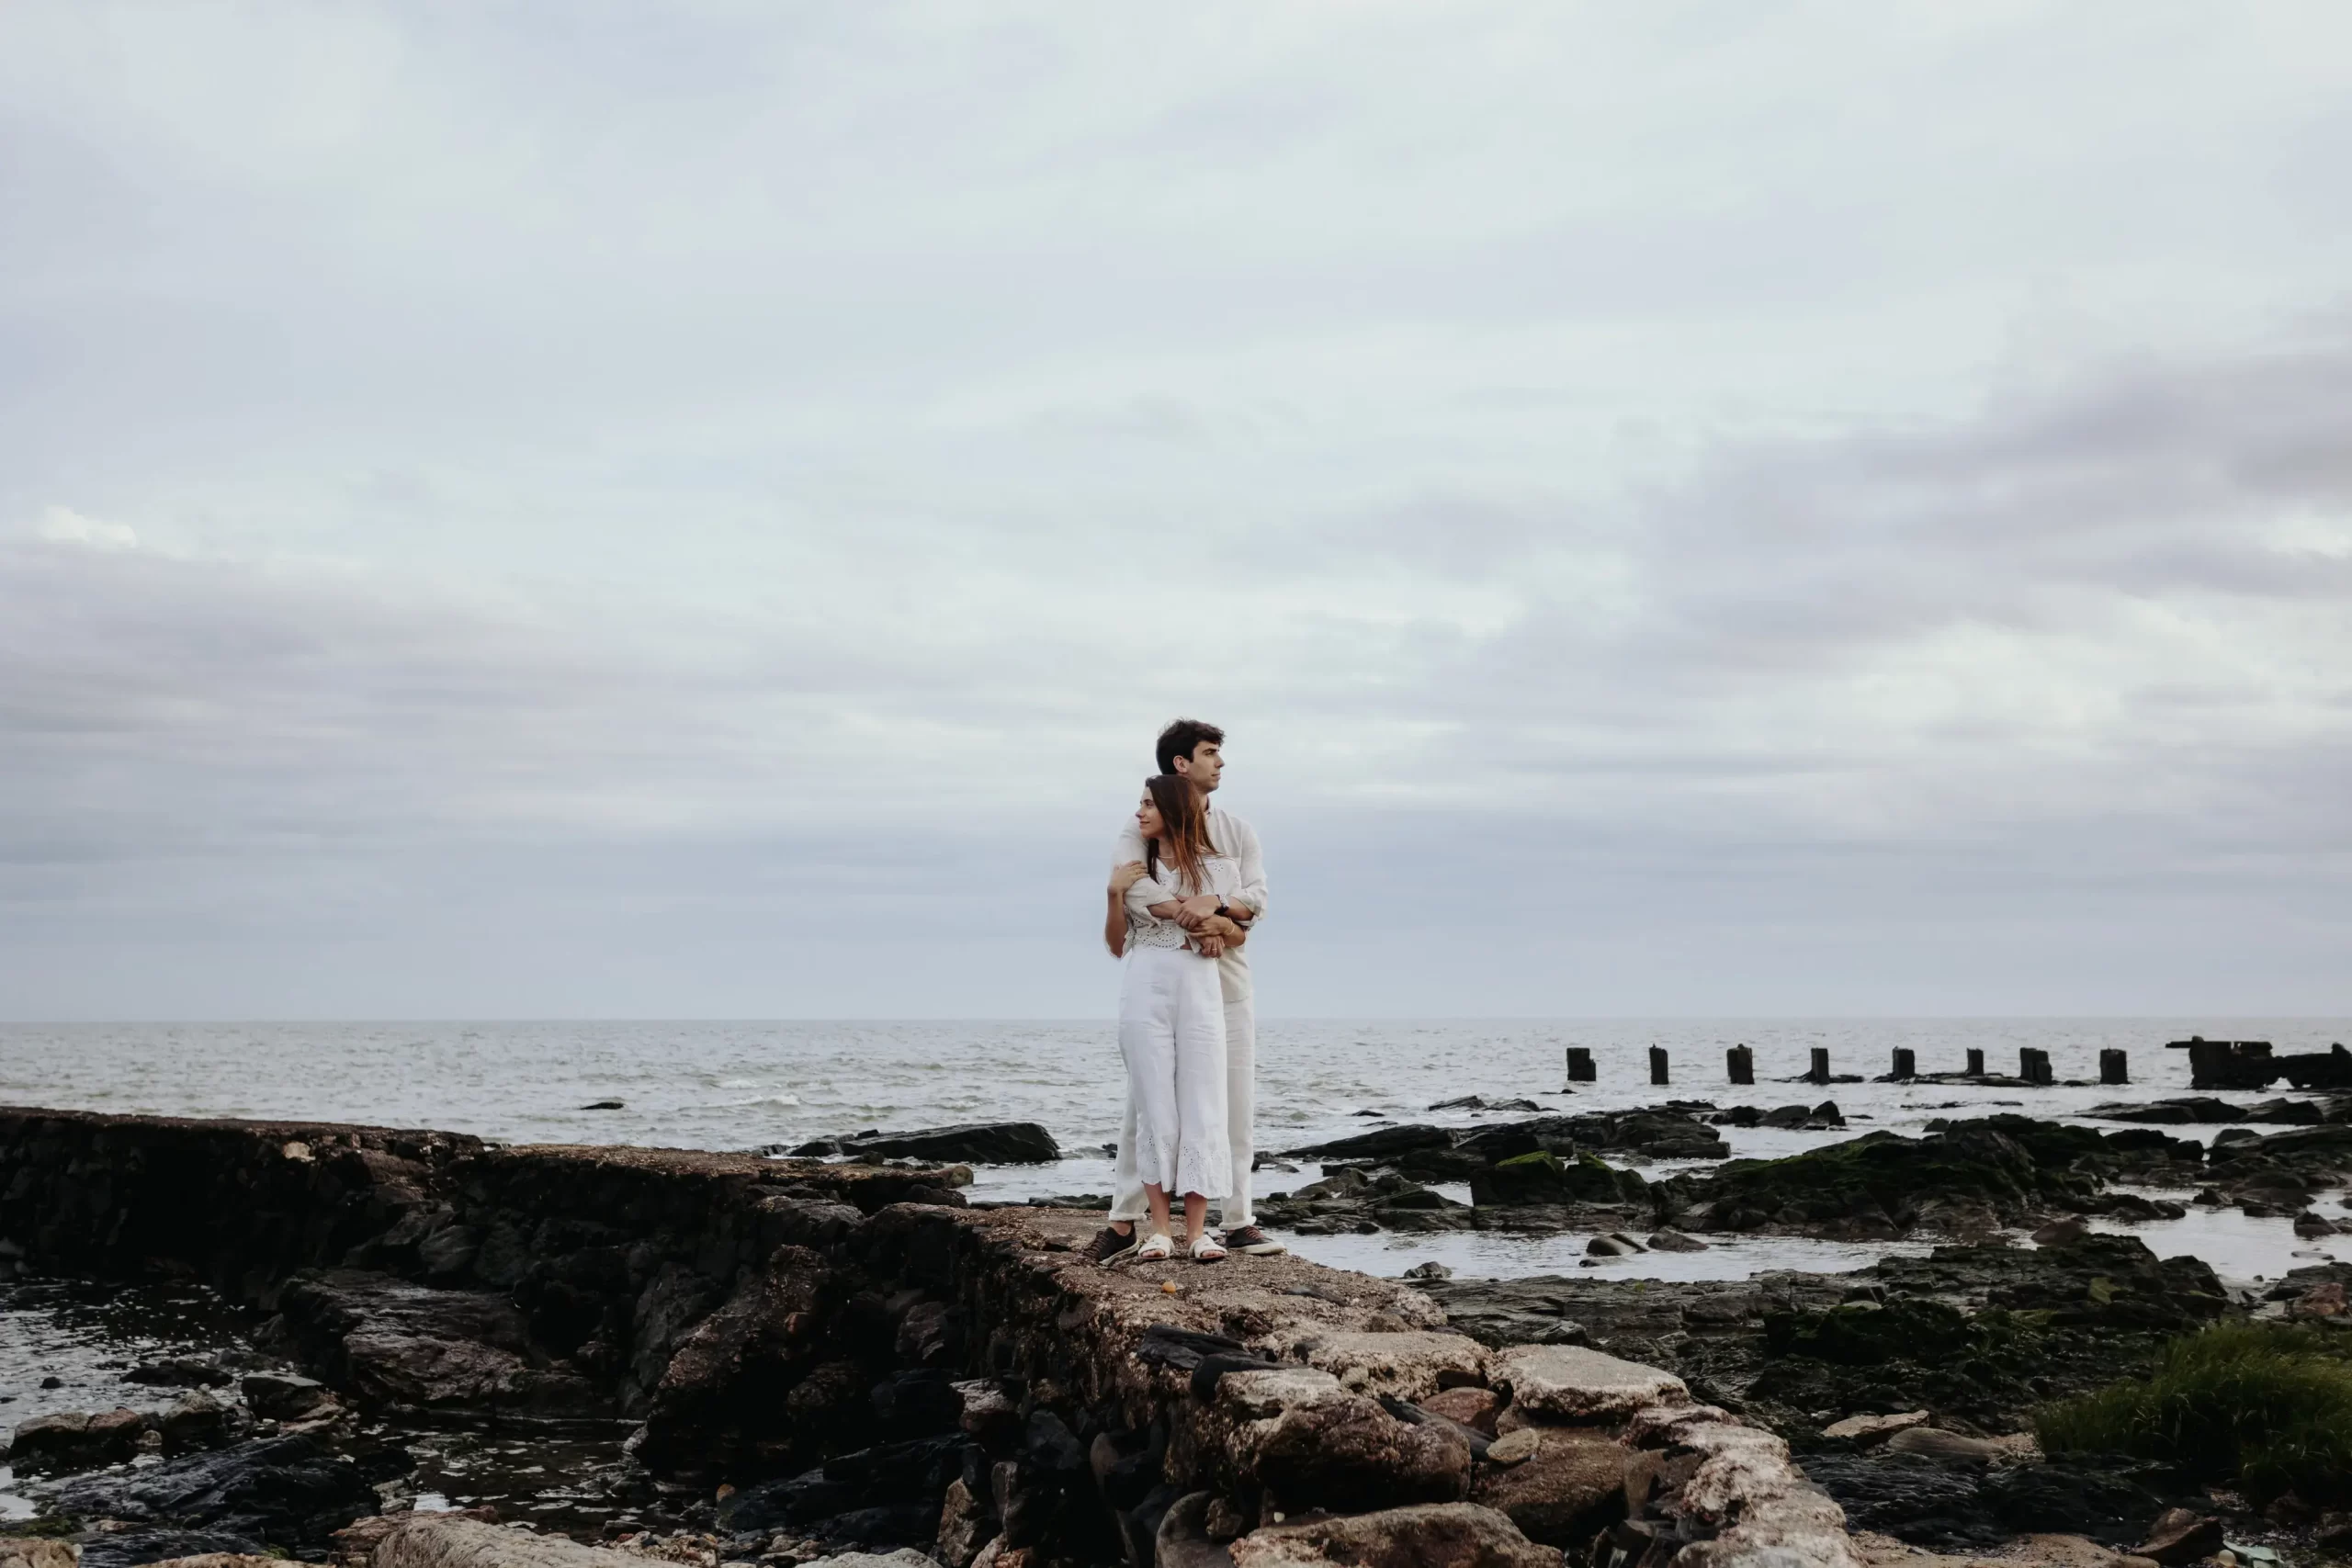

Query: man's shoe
<box><xmin>1221</xmin><ymin>1225</ymin><xmax>1286</xmax><ymax>1257</ymax></box>
<box><xmin>1087</xmin><ymin>1225</ymin><xmax>1138</xmax><ymax>1265</ymax></box>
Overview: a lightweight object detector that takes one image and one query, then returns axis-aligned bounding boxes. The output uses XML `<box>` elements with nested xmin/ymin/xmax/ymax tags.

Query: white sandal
<box><xmin>1189</xmin><ymin>1234</ymin><xmax>1227</xmax><ymax>1263</ymax></box>
<box><xmin>1135</xmin><ymin>1231</ymin><xmax>1175</xmax><ymax>1262</ymax></box>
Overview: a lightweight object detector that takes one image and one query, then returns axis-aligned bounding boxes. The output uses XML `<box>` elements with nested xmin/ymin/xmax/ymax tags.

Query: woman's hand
<box><xmin>1193</xmin><ymin>915</ymin><xmax>1247</xmax><ymax>952</ymax></box>
<box><xmin>1109</xmin><ymin>861</ymin><xmax>1148</xmax><ymax>896</ymax></box>
<box><xmin>1193</xmin><ymin>933</ymin><xmax>1226</xmax><ymax>958</ymax></box>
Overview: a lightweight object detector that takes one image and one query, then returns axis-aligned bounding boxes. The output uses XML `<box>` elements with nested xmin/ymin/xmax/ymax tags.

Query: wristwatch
<box><xmin>1215</xmin><ymin>902</ymin><xmax>1232</xmax><ymax>919</ymax></box>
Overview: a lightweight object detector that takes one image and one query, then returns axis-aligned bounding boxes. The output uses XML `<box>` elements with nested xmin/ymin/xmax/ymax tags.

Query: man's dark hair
<box><xmin>1156</xmin><ymin>717</ymin><xmax>1225</xmax><ymax>775</ymax></box>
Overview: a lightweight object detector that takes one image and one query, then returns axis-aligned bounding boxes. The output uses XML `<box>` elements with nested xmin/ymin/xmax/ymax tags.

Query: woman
<box><xmin>1108</xmin><ymin>774</ymin><xmax>1249</xmax><ymax>1262</ymax></box>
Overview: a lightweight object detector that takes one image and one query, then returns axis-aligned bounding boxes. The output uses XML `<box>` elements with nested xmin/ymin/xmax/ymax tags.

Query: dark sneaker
<box><xmin>1222</xmin><ymin>1225</ymin><xmax>1286</xmax><ymax>1257</ymax></box>
<box><xmin>1086</xmin><ymin>1225</ymin><xmax>1138</xmax><ymax>1265</ymax></box>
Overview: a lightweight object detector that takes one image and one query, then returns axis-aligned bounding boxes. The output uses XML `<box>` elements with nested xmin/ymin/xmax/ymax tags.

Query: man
<box><xmin>1093</xmin><ymin>718</ymin><xmax>1284</xmax><ymax>1260</ymax></box>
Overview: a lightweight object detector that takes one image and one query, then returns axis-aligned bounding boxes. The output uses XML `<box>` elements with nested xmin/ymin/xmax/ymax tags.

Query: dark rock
<box><xmin>51</xmin><ymin>1434</ymin><xmax>376</xmax><ymax>1551</ymax></box>
<box><xmin>7</xmin><ymin>1407</ymin><xmax>147</xmax><ymax>1473</ymax></box>
<box><xmin>1133</xmin><ymin>1324</ymin><xmax>1250</xmax><ymax>1371</ymax></box>
<box><xmin>2211</xmin><ymin>1122</ymin><xmax>2352</xmax><ymax>1176</ymax></box>
<box><xmin>156</xmin><ymin>1389</ymin><xmax>233</xmax><ymax>1456</ymax></box>
<box><xmin>2087</xmin><ymin>1192</ymin><xmax>2187</xmax><ymax>1223</ymax></box>
<box><xmin>802</xmin><ymin>1123</ymin><xmax>1059</xmax><ymax>1164</ymax></box>
<box><xmin>241</xmin><ymin>1371</ymin><xmax>334</xmax><ymax>1421</ymax></box>
<box><xmin>1645</xmin><ymin>1229</ymin><xmax>1707</xmax><ymax>1252</ymax></box>
<box><xmin>718</xmin><ymin>1433</ymin><xmax>969</xmax><ymax>1539</ymax></box>
<box><xmin>1023</xmin><ymin>1410</ymin><xmax>1087</xmax><ymax>1479</ymax></box>
<box><xmin>1090</xmin><ymin>1427</ymin><xmax>1165</xmax><ymax>1513</ymax></box>
<box><xmin>1413</xmin><ymin>1279</ymin><xmax>1593</xmax><ymax>1349</ymax></box>
<box><xmin>639</xmin><ymin>1245</ymin><xmax>834</xmax><ymax>1478</ymax></box>
<box><xmin>1981</xmin><ymin>1461</ymin><xmax>2165</xmax><ymax>1544</ymax></box>
<box><xmin>273</xmin><ymin>1270</ymin><xmax>605</xmax><ymax>1421</ymax></box>
<box><xmin>124</xmin><ymin>1358</ymin><xmax>233</xmax><ymax>1389</ymax></box>
<box><xmin>1287</xmin><ymin>1125</ymin><xmax>1459</xmax><ymax>1163</ymax></box>
<box><xmin>1458</xmin><ymin>1111</ymin><xmax>1725</xmax><ymax>1165</ymax></box>
<box><xmin>1153</xmin><ymin>1491</ymin><xmax>1234</xmax><ymax>1568</ymax></box>
<box><xmin>1800</xmin><ymin>1451</ymin><xmax>2003</xmax><ymax>1548</ymax></box>
<box><xmin>580</xmin><ymin>1100</ymin><xmax>626</xmax><ymax>1111</ymax></box>
<box><xmin>812</xmin><ymin>1504</ymin><xmax>943</xmax><ymax>1550</ymax></box>
<box><xmin>1676</xmin><ymin>1116</ymin><xmax>2165</xmax><ymax>1238</ymax></box>
<box><xmin>1469</xmin><ymin>1427</ymin><xmax>1628</xmax><ymax>1546</ymax></box>
<box><xmin>872</xmin><ymin>1370</ymin><xmax>963</xmax><ymax>1438</ymax></box>
<box><xmin>2090</xmin><ymin>1097</ymin><xmax>2247</xmax><ymax>1124</ymax></box>
<box><xmin>1248</xmin><ymin>1394</ymin><xmax>1473</xmax><ymax>1513</ymax></box>
<box><xmin>1425</xmin><ymin>1234</ymin><xmax>2225</xmax><ymax>1439</ymax></box>
<box><xmin>1471</xmin><ymin>1151</ymin><xmax>1648</xmax><ymax>1208</ymax></box>
<box><xmin>74</xmin><ymin>1529</ymin><xmax>270</xmax><ymax>1568</ymax></box>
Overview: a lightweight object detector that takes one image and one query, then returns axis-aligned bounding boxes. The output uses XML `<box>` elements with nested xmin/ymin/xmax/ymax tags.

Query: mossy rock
<box><xmin>1693</xmin><ymin>1122</ymin><xmax>2100</xmax><ymax>1232</ymax></box>
<box><xmin>1764</xmin><ymin>1297</ymin><xmax>1973</xmax><ymax>1366</ymax></box>
<box><xmin>1471</xmin><ymin>1149</ymin><xmax>1648</xmax><ymax>1207</ymax></box>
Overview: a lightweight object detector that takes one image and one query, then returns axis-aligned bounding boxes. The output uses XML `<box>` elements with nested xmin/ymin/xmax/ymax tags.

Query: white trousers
<box><xmin>1114</xmin><ymin>943</ymin><xmax>1230</xmax><ymax>1202</ymax></box>
<box><xmin>1113</xmin><ymin>988</ymin><xmax>1254</xmax><ymax>1225</ymax></box>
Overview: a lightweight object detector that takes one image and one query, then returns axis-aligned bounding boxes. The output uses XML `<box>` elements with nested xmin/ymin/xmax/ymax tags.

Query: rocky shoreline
<box><xmin>8</xmin><ymin>1102</ymin><xmax>2352</xmax><ymax>1568</ymax></box>
<box><xmin>0</xmin><ymin>1107</ymin><xmax>1854</xmax><ymax>1568</ymax></box>
<box><xmin>1255</xmin><ymin>1102</ymin><xmax>2352</xmax><ymax>1247</ymax></box>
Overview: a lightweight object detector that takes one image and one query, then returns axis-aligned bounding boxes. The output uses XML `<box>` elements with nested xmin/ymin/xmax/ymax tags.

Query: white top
<box><xmin>1113</xmin><ymin>804</ymin><xmax>1266</xmax><ymax>1003</ymax></box>
<box><xmin>1123</xmin><ymin>852</ymin><xmax>1245</xmax><ymax>955</ymax></box>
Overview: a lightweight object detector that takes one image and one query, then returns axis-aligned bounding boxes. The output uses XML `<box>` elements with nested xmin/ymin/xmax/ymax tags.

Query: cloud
<box><xmin>37</xmin><ymin>507</ymin><xmax>137</xmax><ymax>551</ymax></box>
<box><xmin>2</xmin><ymin>2</ymin><xmax>2350</xmax><ymax>1015</ymax></box>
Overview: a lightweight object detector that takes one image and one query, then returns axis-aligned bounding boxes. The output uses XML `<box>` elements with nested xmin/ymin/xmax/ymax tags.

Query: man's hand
<box><xmin>1173</xmin><ymin>892</ymin><xmax>1221</xmax><ymax>930</ymax></box>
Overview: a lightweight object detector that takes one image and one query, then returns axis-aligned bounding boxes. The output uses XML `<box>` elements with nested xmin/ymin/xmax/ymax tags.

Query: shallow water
<box><xmin>0</xmin><ymin>1276</ymin><xmax>639</xmax><ymax>1534</ymax></box>
<box><xmin>4</xmin><ymin>1017</ymin><xmax>2346</xmax><ymax>1282</ymax></box>
<box><xmin>1283</xmin><ymin>1227</ymin><xmax>1939</xmax><ymax>1282</ymax></box>
<box><xmin>0</xmin><ymin>1277</ymin><xmax>260</xmax><ymax>1521</ymax></box>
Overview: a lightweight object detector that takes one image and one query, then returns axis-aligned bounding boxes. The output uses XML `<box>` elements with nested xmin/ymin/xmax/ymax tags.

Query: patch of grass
<box><xmin>2035</xmin><ymin>1320</ymin><xmax>2352</xmax><ymax>1503</ymax></box>
<box><xmin>5</xmin><ymin>1517</ymin><xmax>83</xmax><ymax>1539</ymax></box>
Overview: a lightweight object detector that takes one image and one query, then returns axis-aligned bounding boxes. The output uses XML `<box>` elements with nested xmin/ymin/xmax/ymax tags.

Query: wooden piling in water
<box><xmin>1566</xmin><ymin>1046</ymin><xmax>1596</xmax><ymax>1084</ymax></box>
<box><xmin>1726</xmin><ymin>1044</ymin><xmax>1754</xmax><ymax>1085</ymax></box>
<box><xmin>1649</xmin><ymin>1046</ymin><xmax>1669</xmax><ymax>1086</ymax></box>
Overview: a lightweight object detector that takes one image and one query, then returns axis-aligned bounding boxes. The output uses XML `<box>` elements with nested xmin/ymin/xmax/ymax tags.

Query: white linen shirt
<box><xmin>1113</xmin><ymin>805</ymin><xmax>1266</xmax><ymax>1003</ymax></box>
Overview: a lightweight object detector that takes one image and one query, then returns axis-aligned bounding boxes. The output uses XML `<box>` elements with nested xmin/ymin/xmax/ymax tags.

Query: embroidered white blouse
<box><xmin>1123</xmin><ymin>853</ymin><xmax>1245</xmax><ymax>954</ymax></box>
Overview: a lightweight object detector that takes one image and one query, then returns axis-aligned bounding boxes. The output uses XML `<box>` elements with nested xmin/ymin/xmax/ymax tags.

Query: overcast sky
<box><xmin>4</xmin><ymin>3</ymin><xmax>2349</xmax><ymax>1020</ymax></box>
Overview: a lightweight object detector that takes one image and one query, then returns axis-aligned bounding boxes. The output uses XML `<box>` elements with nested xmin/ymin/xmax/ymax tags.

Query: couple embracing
<box><xmin>1092</xmin><ymin>718</ymin><xmax>1284</xmax><ymax>1266</ymax></box>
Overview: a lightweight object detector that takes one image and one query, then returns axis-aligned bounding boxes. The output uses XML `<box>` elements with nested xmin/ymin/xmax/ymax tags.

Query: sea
<box><xmin>3</xmin><ymin>1017</ymin><xmax>2348</xmax><ymax>1287</ymax></box>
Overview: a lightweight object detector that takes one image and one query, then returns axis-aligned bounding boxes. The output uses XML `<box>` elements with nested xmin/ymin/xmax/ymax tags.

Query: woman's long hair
<box><xmin>1144</xmin><ymin>773</ymin><xmax>1216</xmax><ymax>894</ymax></box>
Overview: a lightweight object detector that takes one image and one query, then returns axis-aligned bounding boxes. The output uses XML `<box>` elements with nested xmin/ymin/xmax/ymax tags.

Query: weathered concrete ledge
<box><xmin>0</xmin><ymin>1107</ymin><xmax>1860</xmax><ymax>1567</ymax></box>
